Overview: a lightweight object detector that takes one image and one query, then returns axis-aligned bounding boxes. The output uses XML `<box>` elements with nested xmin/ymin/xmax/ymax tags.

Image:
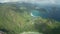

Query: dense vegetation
<box><xmin>0</xmin><ymin>3</ymin><xmax>60</xmax><ymax>34</ymax></box>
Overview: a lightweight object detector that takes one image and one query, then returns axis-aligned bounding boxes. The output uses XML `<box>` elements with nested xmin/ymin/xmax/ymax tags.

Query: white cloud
<box><xmin>0</xmin><ymin>0</ymin><xmax>19</xmax><ymax>2</ymax></box>
<box><xmin>48</xmin><ymin>0</ymin><xmax>55</xmax><ymax>4</ymax></box>
<box><xmin>0</xmin><ymin>0</ymin><xmax>59</xmax><ymax>4</ymax></box>
<box><xmin>9</xmin><ymin>0</ymin><xmax>19</xmax><ymax>2</ymax></box>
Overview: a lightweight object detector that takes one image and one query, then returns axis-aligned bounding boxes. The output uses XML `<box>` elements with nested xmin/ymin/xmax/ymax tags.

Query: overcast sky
<box><xmin>0</xmin><ymin>0</ymin><xmax>60</xmax><ymax>4</ymax></box>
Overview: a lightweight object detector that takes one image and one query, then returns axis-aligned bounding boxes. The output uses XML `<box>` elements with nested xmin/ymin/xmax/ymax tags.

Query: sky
<box><xmin>0</xmin><ymin>0</ymin><xmax>60</xmax><ymax>4</ymax></box>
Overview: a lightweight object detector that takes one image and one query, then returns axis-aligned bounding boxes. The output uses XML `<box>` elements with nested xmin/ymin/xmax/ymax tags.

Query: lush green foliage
<box><xmin>0</xmin><ymin>4</ymin><xmax>60</xmax><ymax>34</ymax></box>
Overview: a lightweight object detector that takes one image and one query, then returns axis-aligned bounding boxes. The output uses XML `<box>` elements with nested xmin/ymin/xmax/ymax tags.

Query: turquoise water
<box><xmin>31</xmin><ymin>10</ymin><xmax>41</xmax><ymax>17</ymax></box>
<box><xmin>31</xmin><ymin>10</ymin><xmax>49</xmax><ymax>18</ymax></box>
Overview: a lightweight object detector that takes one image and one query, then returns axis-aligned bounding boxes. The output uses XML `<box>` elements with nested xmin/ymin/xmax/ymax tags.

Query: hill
<box><xmin>0</xmin><ymin>3</ymin><xmax>60</xmax><ymax>34</ymax></box>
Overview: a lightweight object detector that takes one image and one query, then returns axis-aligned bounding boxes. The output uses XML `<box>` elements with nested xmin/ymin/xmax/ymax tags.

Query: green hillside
<box><xmin>0</xmin><ymin>4</ymin><xmax>60</xmax><ymax>34</ymax></box>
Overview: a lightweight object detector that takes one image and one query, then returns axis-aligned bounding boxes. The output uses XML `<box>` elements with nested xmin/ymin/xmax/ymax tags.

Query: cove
<box><xmin>31</xmin><ymin>10</ymin><xmax>49</xmax><ymax>18</ymax></box>
<box><xmin>31</xmin><ymin>7</ymin><xmax>60</xmax><ymax>21</ymax></box>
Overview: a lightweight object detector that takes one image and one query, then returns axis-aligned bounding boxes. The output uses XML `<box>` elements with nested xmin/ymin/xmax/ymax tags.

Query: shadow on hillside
<box><xmin>34</xmin><ymin>22</ymin><xmax>60</xmax><ymax>34</ymax></box>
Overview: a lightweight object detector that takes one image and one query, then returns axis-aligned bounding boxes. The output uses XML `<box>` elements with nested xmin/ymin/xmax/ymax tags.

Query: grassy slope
<box><xmin>0</xmin><ymin>4</ymin><xmax>60</xmax><ymax>34</ymax></box>
<box><xmin>0</xmin><ymin>4</ymin><xmax>37</xmax><ymax>34</ymax></box>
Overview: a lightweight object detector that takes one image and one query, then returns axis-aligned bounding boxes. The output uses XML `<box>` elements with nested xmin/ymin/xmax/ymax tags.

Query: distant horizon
<box><xmin>0</xmin><ymin>0</ymin><xmax>60</xmax><ymax>4</ymax></box>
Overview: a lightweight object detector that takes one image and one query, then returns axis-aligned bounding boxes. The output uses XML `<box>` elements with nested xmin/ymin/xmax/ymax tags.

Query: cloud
<box><xmin>0</xmin><ymin>0</ymin><xmax>19</xmax><ymax>2</ymax></box>
<box><xmin>18</xmin><ymin>0</ymin><xmax>51</xmax><ymax>4</ymax></box>
<box><xmin>0</xmin><ymin>0</ymin><xmax>59</xmax><ymax>4</ymax></box>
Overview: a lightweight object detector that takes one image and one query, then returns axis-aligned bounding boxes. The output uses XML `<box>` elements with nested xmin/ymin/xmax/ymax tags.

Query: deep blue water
<box><xmin>31</xmin><ymin>7</ymin><xmax>60</xmax><ymax>21</ymax></box>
